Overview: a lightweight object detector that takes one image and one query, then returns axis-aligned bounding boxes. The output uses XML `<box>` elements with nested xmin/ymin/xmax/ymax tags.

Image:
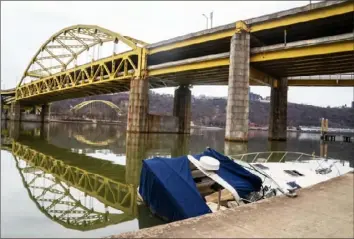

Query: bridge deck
<box><xmin>2</xmin><ymin>0</ymin><xmax>353</xmax><ymax>104</ymax></box>
<box><xmin>111</xmin><ymin>172</ymin><xmax>354</xmax><ymax>238</ymax></box>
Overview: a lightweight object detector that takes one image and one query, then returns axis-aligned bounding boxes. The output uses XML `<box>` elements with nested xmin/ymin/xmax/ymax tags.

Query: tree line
<box><xmin>51</xmin><ymin>91</ymin><xmax>354</xmax><ymax>128</ymax></box>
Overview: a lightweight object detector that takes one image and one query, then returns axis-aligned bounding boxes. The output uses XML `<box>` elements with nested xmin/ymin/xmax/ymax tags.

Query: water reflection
<box><xmin>1</xmin><ymin>122</ymin><xmax>353</xmax><ymax>237</ymax></box>
<box><xmin>1</xmin><ymin>122</ymin><xmax>168</xmax><ymax>236</ymax></box>
<box><xmin>14</xmin><ymin>152</ymin><xmax>134</xmax><ymax>231</ymax></box>
<box><xmin>224</xmin><ymin>141</ymin><xmax>248</xmax><ymax>156</ymax></box>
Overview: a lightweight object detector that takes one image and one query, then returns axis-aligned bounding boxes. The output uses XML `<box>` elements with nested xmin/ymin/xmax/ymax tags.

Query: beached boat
<box><xmin>137</xmin><ymin>148</ymin><xmax>353</xmax><ymax>222</ymax></box>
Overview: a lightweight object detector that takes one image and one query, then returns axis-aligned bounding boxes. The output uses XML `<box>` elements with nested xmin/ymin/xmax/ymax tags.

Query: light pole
<box><xmin>202</xmin><ymin>11</ymin><xmax>214</xmax><ymax>29</ymax></box>
<box><xmin>210</xmin><ymin>11</ymin><xmax>213</xmax><ymax>28</ymax></box>
<box><xmin>202</xmin><ymin>14</ymin><xmax>209</xmax><ymax>29</ymax></box>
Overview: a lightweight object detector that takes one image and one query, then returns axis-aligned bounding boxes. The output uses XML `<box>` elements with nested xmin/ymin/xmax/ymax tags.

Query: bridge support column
<box><xmin>125</xmin><ymin>133</ymin><xmax>147</xmax><ymax>186</ymax></box>
<box><xmin>9</xmin><ymin>101</ymin><xmax>21</xmax><ymax>121</ymax></box>
<box><xmin>173</xmin><ymin>85</ymin><xmax>191</xmax><ymax>134</ymax></box>
<box><xmin>268</xmin><ymin>78</ymin><xmax>288</xmax><ymax>141</ymax></box>
<box><xmin>41</xmin><ymin>104</ymin><xmax>51</xmax><ymax>123</ymax></box>
<box><xmin>127</xmin><ymin>78</ymin><xmax>149</xmax><ymax>133</ymax></box>
<box><xmin>0</xmin><ymin>97</ymin><xmax>3</xmax><ymax>115</ymax></box>
<box><xmin>9</xmin><ymin>121</ymin><xmax>20</xmax><ymax>140</ymax></box>
<box><xmin>225</xmin><ymin>32</ymin><xmax>250</xmax><ymax>142</ymax></box>
<box><xmin>0</xmin><ymin>97</ymin><xmax>5</xmax><ymax>120</ymax></box>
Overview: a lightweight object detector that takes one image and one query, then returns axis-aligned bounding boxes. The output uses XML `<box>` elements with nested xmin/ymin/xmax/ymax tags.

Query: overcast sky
<box><xmin>1</xmin><ymin>1</ymin><xmax>353</xmax><ymax>107</ymax></box>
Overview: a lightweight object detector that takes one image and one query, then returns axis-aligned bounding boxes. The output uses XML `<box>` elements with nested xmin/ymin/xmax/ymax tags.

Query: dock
<box><xmin>321</xmin><ymin>134</ymin><xmax>353</xmax><ymax>143</ymax></box>
<box><xmin>110</xmin><ymin>173</ymin><xmax>353</xmax><ymax>238</ymax></box>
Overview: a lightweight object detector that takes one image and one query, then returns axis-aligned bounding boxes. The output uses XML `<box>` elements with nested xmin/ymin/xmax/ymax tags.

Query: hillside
<box><xmin>51</xmin><ymin>92</ymin><xmax>354</xmax><ymax>128</ymax></box>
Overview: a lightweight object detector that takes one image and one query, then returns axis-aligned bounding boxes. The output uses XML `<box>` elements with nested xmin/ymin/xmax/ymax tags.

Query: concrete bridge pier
<box><xmin>9</xmin><ymin>101</ymin><xmax>22</xmax><ymax>121</ymax></box>
<box><xmin>9</xmin><ymin>121</ymin><xmax>20</xmax><ymax>140</ymax></box>
<box><xmin>225</xmin><ymin>32</ymin><xmax>250</xmax><ymax>142</ymax></box>
<box><xmin>268</xmin><ymin>78</ymin><xmax>288</xmax><ymax>141</ymax></box>
<box><xmin>41</xmin><ymin>104</ymin><xmax>51</xmax><ymax>123</ymax></box>
<box><xmin>173</xmin><ymin>85</ymin><xmax>192</xmax><ymax>134</ymax></box>
<box><xmin>127</xmin><ymin>78</ymin><xmax>149</xmax><ymax>133</ymax></box>
<box><xmin>127</xmin><ymin>78</ymin><xmax>191</xmax><ymax>134</ymax></box>
<box><xmin>1</xmin><ymin>97</ymin><xmax>7</xmax><ymax>120</ymax></box>
<box><xmin>0</xmin><ymin>97</ymin><xmax>3</xmax><ymax>115</ymax></box>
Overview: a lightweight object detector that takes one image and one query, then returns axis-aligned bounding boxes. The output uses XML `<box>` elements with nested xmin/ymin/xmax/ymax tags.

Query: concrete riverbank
<box><xmin>110</xmin><ymin>172</ymin><xmax>353</xmax><ymax>238</ymax></box>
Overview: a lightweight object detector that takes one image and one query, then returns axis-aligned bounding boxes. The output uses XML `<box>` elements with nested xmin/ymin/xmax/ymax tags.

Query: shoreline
<box><xmin>4</xmin><ymin>118</ymin><xmax>354</xmax><ymax>135</ymax></box>
<box><xmin>109</xmin><ymin>173</ymin><xmax>354</xmax><ymax>238</ymax></box>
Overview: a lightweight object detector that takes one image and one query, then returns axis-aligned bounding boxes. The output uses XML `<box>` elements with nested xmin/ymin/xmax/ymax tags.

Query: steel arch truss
<box><xmin>15</xmin><ymin>157</ymin><xmax>135</xmax><ymax>231</ymax></box>
<box><xmin>73</xmin><ymin>134</ymin><xmax>116</xmax><ymax>147</ymax></box>
<box><xmin>16</xmin><ymin>25</ymin><xmax>148</xmax><ymax>102</ymax></box>
<box><xmin>71</xmin><ymin>100</ymin><xmax>122</xmax><ymax>113</ymax></box>
<box><xmin>12</xmin><ymin>141</ymin><xmax>137</xmax><ymax>217</ymax></box>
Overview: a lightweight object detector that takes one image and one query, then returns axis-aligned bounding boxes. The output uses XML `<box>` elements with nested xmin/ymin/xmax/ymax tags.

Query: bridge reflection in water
<box><xmin>13</xmin><ymin>141</ymin><xmax>136</xmax><ymax>230</ymax></box>
<box><xmin>2</xmin><ymin>121</ymin><xmax>345</xmax><ymax>235</ymax></box>
<box><xmin>1</xmin><ymin>122</ymin><xmax>191</xmax><ymax>232</ymax></box>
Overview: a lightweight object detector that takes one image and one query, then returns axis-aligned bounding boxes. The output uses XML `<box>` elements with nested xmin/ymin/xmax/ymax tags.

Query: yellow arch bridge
<box><xmin>1</xmin><ymin>1</ymin><xmax>353</xmax><ymax>140</ymax></box>
<box><xmin>1</xmin><ymin>1</ymin><xmax>351</xmax><ymax>106</ymax></box>
<box><xmin>70</xmin><ymin>100</ymin><xmax>123</xmax><ymax>114</ymax></box>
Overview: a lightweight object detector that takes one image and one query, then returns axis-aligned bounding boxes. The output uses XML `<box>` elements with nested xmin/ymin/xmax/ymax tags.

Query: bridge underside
<box><xmin>15</xmin><ymin>79</ymin><xmax>172</xmax><ymax>105</ymax></box>
<box><xmin>253</xmin><ymin>52</ymin><xmax>354</xmax><ymax>78</ymax></box>
<box><xmin>2</xmin><ymin>0</ymin><xmax>353</xmax><ymax>140</ymax></box>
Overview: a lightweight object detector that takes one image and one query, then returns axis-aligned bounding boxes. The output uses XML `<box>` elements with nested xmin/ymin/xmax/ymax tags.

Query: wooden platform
<box><xmin>110</xmin><ymin>173</ymin><xmax>354</xmax><ymax>238</ymax></box>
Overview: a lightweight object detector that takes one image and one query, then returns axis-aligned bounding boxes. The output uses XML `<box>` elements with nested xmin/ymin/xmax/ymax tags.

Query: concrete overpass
<box><xmin>1</xmin><ymin>0</ymin><xmax>353</xmax><ymax>141</ymax></box>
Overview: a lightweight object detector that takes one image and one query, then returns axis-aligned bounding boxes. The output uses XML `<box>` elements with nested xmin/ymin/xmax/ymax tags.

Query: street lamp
<box><xmin>210</xmin><ymin>11</ymin><xmax>213</xmax><ymax>28</ymax></box>
<box><xmin>202</xmin><ymin>14</ymin><xmax>209</xmax><ymax>29</ymax></box>
<box><xmin>202</xmin><ymin>11</ymin><xmax>214</xmax><ymax>29</ymax></box>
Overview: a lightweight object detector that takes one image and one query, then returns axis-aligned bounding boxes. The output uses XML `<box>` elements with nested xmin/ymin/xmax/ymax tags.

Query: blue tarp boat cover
<box><xmin>139</xmin><ymin>148</ymin><xmax>262</xmax><ymax>222</ymax></box>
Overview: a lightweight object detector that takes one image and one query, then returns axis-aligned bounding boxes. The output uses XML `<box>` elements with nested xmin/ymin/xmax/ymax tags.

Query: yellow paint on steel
<box><xmin>73</xmin><ymin>134</ymin><xmax>115</xmax><ymax>146</ymax></box>
<box><xmin>149</xmin><ymin>58</ymin><xmax>229</xmax><ymax>76</ymax></box>
<box><xmin>0</xmin><ymin>90</ymin><xmax>15</xmax><ymax>95</ymax></box>
<box><xmin>71</xmin><ymin>100</ymin><xmax>122</xmax><ymax>113</ymax></box>
<box><xmin>250</xmin><ymin>1</ymin><xmax>354</xmax><ymax>32</ymax></box>
<box><xmin>16</xmin><ymin>50</ymin><xmax>138</xmax><ymax>101</ymax></box>
<box><xmin>235</xmin><ymin>21</ymin><xmax>250</xmax><ymax>33</ymax></box>
<box><xmin>149</xmin><ymin>29</ymin><xmax>235</xmax><ymax>55</ymax></box>
<box><xmin>251</xmin><ymin>41</ymin><xmax>354</xmax><ymax>62</ymax></box>
<box><xmin>149</xmin><ymin>2</ymin><xmax>353</xmax><ymax>54</ymax></box>
<box><xmin>149</xmin><ymin>57</ymin><xmax>275</xmax><ymax>86</ymax></box>
<box><xmin>12</xmin><ymin>141</ymin><xmax>136</xmax><ymax>216</ymax></box>
<box><xmin>19</xmin><ymin>25</ymin><xmax>146</xmax><ymax>87</ymax></box>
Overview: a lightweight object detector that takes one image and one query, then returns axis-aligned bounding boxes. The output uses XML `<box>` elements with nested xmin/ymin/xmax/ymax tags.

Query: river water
<box><xmin>1</xmin><ymin>121</ymin><xmax>353</xmax><ymax>238</ymax></box>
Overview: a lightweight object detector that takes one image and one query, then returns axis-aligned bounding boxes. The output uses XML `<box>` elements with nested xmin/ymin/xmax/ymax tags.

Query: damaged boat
<box><xmin>137</xmin><ymin>147</ymin><xmax>353</xmax><ymax>222</ymax></box>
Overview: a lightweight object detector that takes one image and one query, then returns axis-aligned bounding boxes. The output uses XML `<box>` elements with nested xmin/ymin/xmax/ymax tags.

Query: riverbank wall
<box><xmin>109</xmin><ymin>172</ymin><xmax>353</xmax><ymax>238</ymax></box>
